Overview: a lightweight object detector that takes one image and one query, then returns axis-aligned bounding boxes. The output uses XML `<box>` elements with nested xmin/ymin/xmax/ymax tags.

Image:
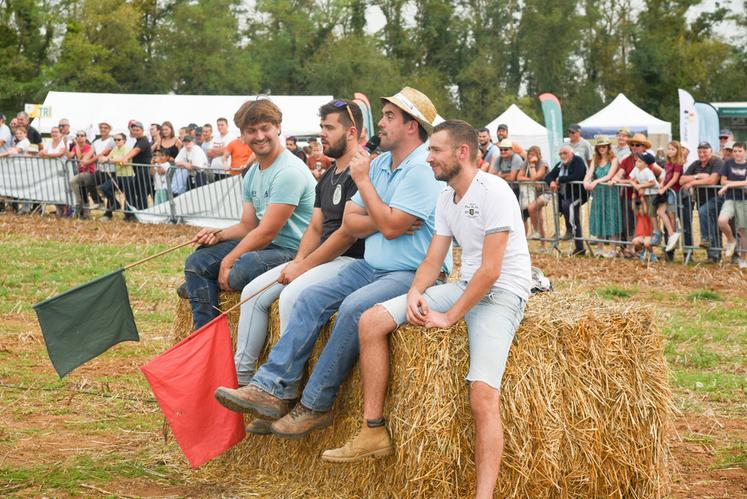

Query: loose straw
<box><xmin>221</xmin><ymin>279</ymin><xmax>278</xmax><ymax>315</ymax></box>
<box><xmin>123</xmin><ymin>230</ymin><xmax>222</xmax><ymax>270</ymax></box>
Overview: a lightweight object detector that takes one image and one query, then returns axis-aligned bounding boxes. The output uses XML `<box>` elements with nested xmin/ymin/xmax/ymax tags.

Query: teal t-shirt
<box><xmin>351</xmin><ymin>143</ymin><xmax>452</xmax><ymax>274</ymax></box>
<box><xmin>242</xmin><ymin>149</ymin><xmax>316</xmax><ymax>250</ymax></box>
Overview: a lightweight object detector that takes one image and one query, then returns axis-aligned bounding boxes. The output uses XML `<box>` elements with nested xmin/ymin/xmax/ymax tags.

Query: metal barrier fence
<box><xmin>1</xmin><ymin>157</ymin><xmax>744</xmax><ymax>263</ymax></box>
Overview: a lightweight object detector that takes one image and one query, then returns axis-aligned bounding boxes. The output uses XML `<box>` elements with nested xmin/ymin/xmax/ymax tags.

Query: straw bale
<box><xmin>172</xmin><ymin>291</ymin><xmax>672</xmax><ymax>498</ymax></box>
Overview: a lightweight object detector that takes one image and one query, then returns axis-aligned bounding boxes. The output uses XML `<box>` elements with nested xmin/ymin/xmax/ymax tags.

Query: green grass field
<box><xmin>0</xmin><ymin>214</ymin><xmax>744</xmax><ymax>497</ymax></box>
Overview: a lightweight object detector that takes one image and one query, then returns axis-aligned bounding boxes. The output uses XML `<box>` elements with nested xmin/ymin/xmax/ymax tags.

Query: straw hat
<box><xmin>498</xmin><ymin>139</ymin><xmax>513</xmax><ymax>149</ymax></box>
<box><xmin>594</xmin><ymin>135</ymin><xmax>611</xmax><ymax>147</ymax></box>
<box><xmin>628</xmin><ymin>133</ymin><xmax>652</xmax><ymax>149</ymax></box>
<box><xmin>381</xmin><ymin>87</ymin><xmax>437</xmax><ymax>134</ymax></box>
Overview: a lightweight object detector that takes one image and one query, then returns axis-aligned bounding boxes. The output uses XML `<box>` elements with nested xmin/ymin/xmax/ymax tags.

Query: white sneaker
<box><xmin>99</xmin><ymin>215</ymin><xmax>111</xmax><ymax>222</ymax></box>
<box><xmin>725</xmin><ymin>240</ymin><xmax>737</xmax><ymax>258</ymax></box>
<box><xmin>665</xmin><ymin>232</ymin><xmax>681</xmax><ymax>252</ymax></box>
<box><xmin>739</xmin><ymin>259</ymin><xmax>746</xmax><ymax>269</ymax></box>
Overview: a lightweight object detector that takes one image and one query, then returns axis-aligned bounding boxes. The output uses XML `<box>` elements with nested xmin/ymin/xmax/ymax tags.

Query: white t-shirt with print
<box><xmin>175</xmin><ymin>145</ymin><xmax>208</xmax><ymax>169</ymax></box>
<box><xmin>93</xmin><ymin>137</ymin><xmax>115</xmax><ymax>172</ymax></box>
<box><xmin>435</xmin><ymin>170</ymin><xmax>531</xmax><ymax>301</ymax></box>
<box><xmin>629</xmin><ymin>166</ymin><xmax>659</xmax><ymax>195</ymax></box>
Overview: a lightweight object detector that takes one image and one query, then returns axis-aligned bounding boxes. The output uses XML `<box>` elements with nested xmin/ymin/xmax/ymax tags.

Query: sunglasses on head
<box><xmin>334</xmin><ymin>100</ymin><xmax>356</xmax><ymax>128</ymax></box>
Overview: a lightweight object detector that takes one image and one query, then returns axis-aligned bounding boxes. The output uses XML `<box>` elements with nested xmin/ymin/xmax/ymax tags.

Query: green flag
<box><xmin>33</xmin><ymin>269</ymin><xmax>139</xmax><ymax>378</ymax></box>
<box><xmin>539</xmin><ymin>93</ymin><xmax>564</xmax><ymax>165</ymax></box>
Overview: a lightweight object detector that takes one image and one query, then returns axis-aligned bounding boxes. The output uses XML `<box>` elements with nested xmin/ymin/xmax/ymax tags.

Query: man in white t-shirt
<box><xmin>207</xmin><ymin>117</ymin><xmax>234</xmax><ymax>177</ymax></box>
<box><xmin>0</xmin><ymin>114</ymin><xmax>11</xmax><ymax>154</ymax></box>
<box><xmin>322</xmin><ymin>120</ymin><xmax>531</xmax><ymax>499</ymax></box>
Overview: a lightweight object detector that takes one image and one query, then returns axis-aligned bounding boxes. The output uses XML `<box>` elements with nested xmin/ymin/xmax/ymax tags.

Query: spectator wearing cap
<box><xmin>567</xmin><ymin>123</ymin><xmax>592</xmax><ymax>166</ymax></box>
<box><xmin>92</xmin><ymin>122</ymin><xmax>115</xmax><ymax>210</ymax></box>
<box><xmin>610</xmin><ymin>133</ymin><xmax>662</xmax><ymax>244</ymax></box>
<box><xmin>628</xmin><ymin>152</ymin><xmax>660</xmax><ymax>258</ymax></box>
<box><xmin>16</xmin><ymin>112</ymin><xmax>43</xmax><ymax>152</ymax></box>
<box><xmin>680</xmin><ymin>141</ymin><xmax>724</xmax><ymax>262</ymax></box>
<box><xmin>193</xmin><ymin>126</ymin><xmax>203</xmax><ymax>146</ymax></box>
<box><xmin>721</xmin><ymin>141</ymin><xmax>735</xmax><ymax>162</ymax></box>
<box><xmin>491</xmin><ymin>139</ymin><xmax>524</xmax><ymax>204</ymax></box>
<box><xmin>119</xmin><ymin>120</ymin><xmax>153</xmax><ymax>213</ymax></box>
<box><xmin>719</xmin><ymin>129</ymin><xmax>733</xmax><ymax>157</ymax></box>
<box><xmin>545</xmin><ymin>145</ymin><xmax>588</xmax><ymax>255</ymax></box>
<box><xmin>477</xmin><ymin>128</ymin><xmax>499</xmax><ymax>170</ymax></box>
<box><xmin>285</xmin><ymin>136</ymin><xmax>307</xmax><ymax>163</ymax></box>
<box><xmin>174</xmin><ymin>134</ymin><xmax>209</xmax><ymax>189</ymax></box>
<box><xmin>614</xmin><ymin>129</ymin><xmax>632</xmax><ymax>162</ymax></box>
<box><xmin>717</xmin><ymin>141</ymin><xmax>747</xmax><ymax>268</ymax></box>
<box><xmin>100</xmin><ymin>132</ymin><xmax>134</xmax><ymax>220</ymax></box>
<box><xmin>0</xmin><ymin>114</ymin><xmax>11</xmax><ymax>155</ymax></box>
<box><xmin>496</xmin><ymin>123</ymin><xmax>526</xmax><ymax>158</ymax></box>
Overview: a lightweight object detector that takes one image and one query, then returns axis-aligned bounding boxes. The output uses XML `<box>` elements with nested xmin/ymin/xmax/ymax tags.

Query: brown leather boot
<box><xmin>246</xmin><ymin>418</ymin><xmax>272</xmax><ymax>435</ymax></box>
<box><xmin>270</xmin><ymin>403</ymin><xmax>332</xmax><ymax>440</ymax></box>
<box><xmin>321</xmin><ymin>422</ymin><xmax>394</xmax><ymax>463</ymax></box>
<box><xmin>214</xmin><ymin>385</ymin><xmax>291</xmax><ymax>419</ymax></box>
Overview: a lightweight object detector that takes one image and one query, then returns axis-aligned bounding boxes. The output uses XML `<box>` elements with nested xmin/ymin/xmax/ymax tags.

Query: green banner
<box><xmin>539</xmin><ymin>93</ymin><xmax>564</xmax><ymax>165</ymax></box>
<box><xmin>34</xmin><ymin>269</ymin><xmax>139</xmax><ymax>378</ymax></box>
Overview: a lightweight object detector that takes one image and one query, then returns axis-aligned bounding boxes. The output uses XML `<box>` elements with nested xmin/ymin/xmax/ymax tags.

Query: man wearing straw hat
<box><xmin>323</xmin><ymin>120</ymin><xmax>530</xmax><ymax>499</ymax></box>
<box><xmin>215</xmin><ymin>87</ymin><xmax>451</xmax><ymax>439</ymax></box>
<box><xmin>182</xmin><ymin>99</ymin><xmax>317</xmax><ymax>329</ymax></box>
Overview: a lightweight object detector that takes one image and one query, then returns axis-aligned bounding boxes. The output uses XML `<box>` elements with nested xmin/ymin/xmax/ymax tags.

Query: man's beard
<box><xmin>324</xmin><ymin>134</ymin><xmax>347</xmax><ymax>159</ymax></box>
<box><xmin>435</xmin><ymin>157</ymin><xmax>462</xmax><ymax>182</ymax></box>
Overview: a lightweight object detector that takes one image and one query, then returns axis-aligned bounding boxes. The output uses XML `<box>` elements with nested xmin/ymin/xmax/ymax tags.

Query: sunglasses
<box><xmin>499</xmin><ymin>147</ymin><xmax>511</xmax><ymax>151</ymax></box>
<box><xmin>114</xmin><ymin>138</ymin><xmax>124</xmax><ymax>142</ymax></box>
<box><xmin>76</xmin><ymin>134</ymin><xmax>86</xmax><ymax>137</ymax></box>
<box><xmin>629</xmin><ymin>143</ymin><xmax>644</xmax><ymax>147</ymax></box>
<box><xmin>334</xmin><ymin>100</ymin><xmax>356</xmax><ymax>128</ymax></box>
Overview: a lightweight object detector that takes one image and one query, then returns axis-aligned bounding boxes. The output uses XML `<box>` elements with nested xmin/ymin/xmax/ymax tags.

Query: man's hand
<box><xmin>406</xmin><ymin>289</ymin><xmax>428</xmax><ymax>326</ymax></box>
<box><xmin>424</xmin><ymin>310</ymin><xmax>454</xmax><ymax>329</ymax></box>
<box><xmin>718</xmin><ymin>186</ymin><xmax>728</xmax><ymax>196</ymax></box>
<box><xmin>277</xmin><ymin>260</ymin><xmax>307</xmax><ymax>285</ymax></box>
<box><xmin>657</xmin><ymin>186</ymin><xmax>667</xmax><ymax>195</ymax></box>
<box><xmin>405</xmin><ymin>218</ymin><xmax>423</xmax><ymax>235</ymax></box>
<box><xmin>218</xmin><ymin>258</ymin><xmax>234</xmax><ymax>291</ymax></box>
<box><xmin>192</xmin><ymin>228</ymin><xmax>221</xmax><ymax>247</ymax></box>
<box><xmin>349</xmin><ymin>149</ymin><xmax>372</xmax><ymax>184</ymax></box>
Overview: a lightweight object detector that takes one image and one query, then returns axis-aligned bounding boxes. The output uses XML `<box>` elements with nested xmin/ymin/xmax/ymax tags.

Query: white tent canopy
<box><xmin>485</xmin><ymin>104</ymin><xmax>550</xmax><ymax>160</ymax></box>
<box><xmin>579</xmin><ymin>93</ymin><xmax>672</xmax><ymax>138</ymax></box>
<box><xmin>30</xmin><ymin>91</ymin><xmax>333</xmax><ymax>137</ymax></box>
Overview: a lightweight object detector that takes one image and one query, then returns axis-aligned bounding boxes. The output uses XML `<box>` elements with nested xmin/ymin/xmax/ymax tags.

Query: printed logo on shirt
<box><xmin>464</xmin><ymin>202</ymin><xmax>480</xmax><ymax>218</ymax></box>
<box><xmin>333</xmin><ymin>184</ymin><xmax>342</xmax><ymax>205</ymax></box>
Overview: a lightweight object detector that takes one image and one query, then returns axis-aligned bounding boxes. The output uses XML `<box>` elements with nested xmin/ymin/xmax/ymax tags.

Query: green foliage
<box><xmin>0</xmin><ymin>0</ymin><xmax>745</xmax><ymax>131</ymax></box>
<box><xmin>596</xmin><ymin>285</ymin><xmax>635</xmax><ymax>299</ymax></box>
<box><xmin>687</xmin><ymin>289</ymin><xmax>722</xmax><ymax>302</ymax></box>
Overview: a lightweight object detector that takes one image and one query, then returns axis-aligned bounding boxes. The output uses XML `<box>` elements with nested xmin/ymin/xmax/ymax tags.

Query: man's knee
<box><xmin>469</xmin><ymin>381</ymin><xmax>501</xmax><ymax>420</ymax></box>
<box><xmin>359</xmin><ymin>305</ymin><xmax>396</xmax><ymax>343</ymax></box>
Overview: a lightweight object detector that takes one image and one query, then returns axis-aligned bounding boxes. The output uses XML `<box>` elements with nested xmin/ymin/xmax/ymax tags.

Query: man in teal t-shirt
<box><xmin>183</xmin><ymin>99</ymin><xmax>316</xmax><ymax>329</ymax></box>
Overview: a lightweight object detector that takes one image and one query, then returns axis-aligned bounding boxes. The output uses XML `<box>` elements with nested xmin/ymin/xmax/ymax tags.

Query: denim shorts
<box><xmin>379</xmin><ymin>282</ymin><xmax>526</xmax><ymax>390</ymax></box>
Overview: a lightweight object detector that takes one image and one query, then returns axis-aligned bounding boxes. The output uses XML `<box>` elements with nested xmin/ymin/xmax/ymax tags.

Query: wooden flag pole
<box><xmin>123</xmin><ymin>230</ymin><xmax>222</xmax><ymax>271</ymax></box>
<box><xmin>221</xmin><ymin>279</ymin><xmax>278</xmax><ymax>316</ymax></box>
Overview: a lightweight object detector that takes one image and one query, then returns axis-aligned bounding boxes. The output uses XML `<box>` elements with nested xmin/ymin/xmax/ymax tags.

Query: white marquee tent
<box><xmin>485</xmin><ymin>104</ymin><xmax>550</xmax><ymax>160</ymax></box>
<box><xmin>579</xmin><ymin>93</ymin><xmax>672</xmax><ymax>148</ymax></box>
<box><xmin>30</xmin><ymin>91</ymin><xmax>334</xmax><ymax>137</ymax></box>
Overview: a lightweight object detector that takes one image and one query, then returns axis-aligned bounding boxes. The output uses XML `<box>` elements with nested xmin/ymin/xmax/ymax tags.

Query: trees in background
<box><xmin>1</xmin><ymin>0</ymin><xmax>745</xmax><ymax>129</ymax></box>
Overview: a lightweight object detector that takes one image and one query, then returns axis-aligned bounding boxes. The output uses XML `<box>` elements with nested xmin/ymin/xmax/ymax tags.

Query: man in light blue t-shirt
<box><xmin>182</xmin><ymin>99</ymin><xmax>315</xmax><ymax>329</ymax></box>
<box><xmin>215</xmin><ymin>87</ymin><xmax>451</xmax><ymax>439</ymax></box>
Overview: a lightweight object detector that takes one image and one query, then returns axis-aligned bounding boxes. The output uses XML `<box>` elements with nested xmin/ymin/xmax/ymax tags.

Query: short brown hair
<box><xmin>432</xmin><ymin>120</ymin><xmax>478</xmax><ymax>162</ymax></box>
<box><xmin>234</xmin><ymin>99</ymin><xmax>282</xmax><ymax>130</ymax></box>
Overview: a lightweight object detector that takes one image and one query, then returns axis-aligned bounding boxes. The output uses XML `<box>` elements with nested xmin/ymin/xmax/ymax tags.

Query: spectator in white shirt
<box><xmin>174</xmin><ymin>134</ymin><xmax>208</xmax><ymax>189</ymax></box>
<box><xmin>207</xmin><ymin>117</ymin><xmax>234</xmax><ymax>177</ymax></box>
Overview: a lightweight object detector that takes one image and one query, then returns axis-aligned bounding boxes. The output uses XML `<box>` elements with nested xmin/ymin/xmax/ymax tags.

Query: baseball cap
<box><xmin>724</xmin><ymin>140</ymin><xmax>735</xmax><ymax>150</ymax></box>
<box><xmin>129</xmin><ymin>120</ymin><xmax>144</xmax><ymax>129</ymax></box>
<box><xmin>182</xmin><ymin>134</ymin><xmax>194</xmax><ymax>142</ymax></box>
<box><xmin>567</xmin><ymin>123</ymin><xmax>581</xmax><ymax>133</ymax></box>
<box><xmin>719</xmin><ymin>128</ymin><xmax>732</xmax><ymax>138</ymax></box>
<box><xmin>697</xmin><ymin>141</ymin><xmax>712</xmax><ymax>150</ymax></box>
<box><xmin>498</xmin><ymin>139</ymin><xmax>513</xmax><ymax>149</ymax></box>
<box><xmin>497</xmin><ymin>123</ymin><xmax>508</xmax><ymax>131</ymax></box>
<box><xmin>636</xmin><ymin>152</ymin><xmax>656</xmax><ymax>165</ymax></box>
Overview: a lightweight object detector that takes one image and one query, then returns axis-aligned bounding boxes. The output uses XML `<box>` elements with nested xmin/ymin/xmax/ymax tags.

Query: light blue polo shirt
<box><xmin>242</xmin><ymin>149</ymin><xmax>316</xmax><ymax>250</ymax></box>
<box><xmin>351</xmin><ymin>143</ymin><xmax>452</xmax><ymax>274</ymax></box>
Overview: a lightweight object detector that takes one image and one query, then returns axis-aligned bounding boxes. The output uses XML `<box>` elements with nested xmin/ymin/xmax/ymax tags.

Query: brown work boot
<box><xmin>321</xmin><ymin>422</ymin><xmax>394</xmax><ymax>463</ymax></box>
<box><xmin>245</xmin><ymin>418</ymin><xmax>272</xmax><ymax>436</ymax></box>
<box><xmin>214</xmin><ymin>384</ymin><xmax>291</xmax><ymax>419</ymax></box>
<box><xmin>270</xmin><ymin>403</ymin><xmax>332</xmax><ymax>440</ymax></box>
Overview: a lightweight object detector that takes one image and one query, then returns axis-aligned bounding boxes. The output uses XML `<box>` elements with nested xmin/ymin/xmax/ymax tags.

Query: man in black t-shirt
<box><xmin>215</xmin><ymin>99</ymin><xmax>367</xmax><ymax>432</ymax></box>
<box><xmin>118</xmin><ymin>120</ymin><xmax>153</xmax><ymax>215</ymax></box>
<box><xmin>717</xmin><ymin>142</ymin><xmax>747</xmax><ymax>266</ymax></box>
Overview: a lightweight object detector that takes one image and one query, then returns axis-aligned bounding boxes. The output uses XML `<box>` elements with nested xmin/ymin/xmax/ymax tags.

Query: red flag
<box><xmin>141</xmin><ymin>315</ymin><xmax>245</xmax><ymax>468</ymax></box>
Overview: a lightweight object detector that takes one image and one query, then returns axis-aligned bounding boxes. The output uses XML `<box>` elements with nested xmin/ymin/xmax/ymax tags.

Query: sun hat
<box><xmin>594</xmin><ymin>135</ymin><xmax>611</xmax><ymax>147</ymax></box>
<box><xmin>628</xmin><ymin>133</ymin><xmax>652</xmax><ymax>149</ymax></box>
<box><xmin>381</xmin><ymin>87</ymin><xmax>437</xmax><ymax>134</ymax></box>
<box><xmin>498</xmin><ymin>139</ymin><xmax>513</xmax><ymax>149</ymax></box>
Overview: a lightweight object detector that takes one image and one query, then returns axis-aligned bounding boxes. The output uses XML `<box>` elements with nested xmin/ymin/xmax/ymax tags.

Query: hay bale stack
<box><xmin>172</xmin><ymin>292</ymin><xmax>672</xmax><ymax>498</ymax></box>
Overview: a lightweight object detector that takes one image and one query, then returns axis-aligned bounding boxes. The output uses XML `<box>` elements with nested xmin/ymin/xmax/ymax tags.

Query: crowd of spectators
<box><xmin>0</xmin><ymin>110</ymin><xmax>744</xmax><ymax>266</ymax></box>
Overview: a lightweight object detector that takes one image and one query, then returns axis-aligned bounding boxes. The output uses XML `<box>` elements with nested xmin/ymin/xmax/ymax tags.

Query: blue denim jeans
<box><xmin>250</xmin><ymin>259</ymin><xmax>416</xmax><ymax>412</ymax></box>
<box><xmin>698</xmin><ymin>196</ymin><xmax>724</xmax><ymax>259</ymax></box>
<box><xmin>184</xmin><ymin>240</ymin><xmax>295</xmax><ymax>329</ymax></box>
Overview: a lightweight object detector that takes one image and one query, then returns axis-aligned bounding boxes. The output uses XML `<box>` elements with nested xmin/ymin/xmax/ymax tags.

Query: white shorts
<box><xmin>379</xmin><ymin>282</ymin><xmax>526</xmax><ymax>390</ymax></box>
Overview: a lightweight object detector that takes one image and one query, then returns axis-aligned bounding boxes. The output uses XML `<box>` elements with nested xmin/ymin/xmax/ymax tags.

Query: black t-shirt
<box><xmin>26</xmin><ymin>126</ymin><xmax>42</xmax><ymax>145</ymax></box>
<box><xmin>315</xmin><ymin>164</ymin><xmax>365</xmax><ymax>259</ymax></box>
<box><xmin>684</xmin><ymin>157</ymin><xmax>723</xmax><ymax>206</ymax></box>
<box><xmin>719</xmin><ymin>159</ymin><xmax>747</xmax><ymax>201</ymax></box>
<box><xmin>132</xmin><ymin>136</ymin><xmax>152</xmax><ymax>165</ymax></box>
